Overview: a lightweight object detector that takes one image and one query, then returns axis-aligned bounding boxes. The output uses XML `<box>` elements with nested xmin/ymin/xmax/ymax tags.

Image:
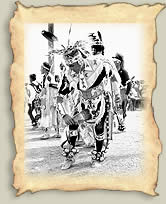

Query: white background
<box><xmin>25</xmin><ymin>23</ymin><xmax>144</xmax><ymax>82</ymax></box>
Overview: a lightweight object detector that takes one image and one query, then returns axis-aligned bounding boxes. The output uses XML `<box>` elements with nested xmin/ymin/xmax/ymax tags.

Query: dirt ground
<box><xmin>24</xmin><ymin>110</ymin><xmax>144</xmax><ymax>177</ymax></box>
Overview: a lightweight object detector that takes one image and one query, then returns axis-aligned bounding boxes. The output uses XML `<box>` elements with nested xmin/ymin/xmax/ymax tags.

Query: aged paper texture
<box><xmin>10</xmin><ymin>2</ymin><xmax>164</xmax><ymax>196</ymax></box>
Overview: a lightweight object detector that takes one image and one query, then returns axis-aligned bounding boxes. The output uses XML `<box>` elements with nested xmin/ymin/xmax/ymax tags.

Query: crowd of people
<box><xmin>24</xmin><ymin>30</ymin><xmax>146</xmax><ymax>170</ymax></box>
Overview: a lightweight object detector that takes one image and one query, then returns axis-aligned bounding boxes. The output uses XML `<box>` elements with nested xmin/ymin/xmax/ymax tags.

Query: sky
<box><xmin>24</xmin><ymin>23</ymin><xmax>144</xmax><ymax>82</ymax></box>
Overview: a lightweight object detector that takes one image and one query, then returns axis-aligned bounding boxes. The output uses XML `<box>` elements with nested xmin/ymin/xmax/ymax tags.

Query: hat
<box><xmin>112</xmin><ymin>53</ymin><xmax>124</xmax><ymax>62</ymax></box>
<box><xmin>88</xmin><ymin>31</ymin><xmax>103</xmax><ymax>46</ymax></box>
<box><xmin>29</xmin><ymin>74</ymin><xmax>36</xmax><ymax>81</ymax></box>
<box><xmin>112</xmin><ymin>53</ymin><xmax>124</xmax><ymax>69</ymax></box>
<box><xmin>42</xmin><ymin>62</ymin><xmax>51</xmax><ymax>71</ymax></box>
<box><xmin>63</xmin><ymin>40</ymin><xmax>90</xmax><ymax>66</ymax></box>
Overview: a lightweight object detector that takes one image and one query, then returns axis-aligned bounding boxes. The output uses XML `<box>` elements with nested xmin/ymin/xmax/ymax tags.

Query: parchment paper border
<box><xmin>10</xmin><ymin>2</ymin><xmax>165</xmax><ymax>196</ymax></box>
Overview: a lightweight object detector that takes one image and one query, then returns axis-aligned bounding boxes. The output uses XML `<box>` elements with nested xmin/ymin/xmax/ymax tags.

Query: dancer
<box><xmin>56</xmin><ymin>39</ymin><xmax>120</xmax><ymax>169</ymax></box>
<box><xmin>27</xmin><ymin>74</ymin><xmax>42</xmax><ymax>127</ymax></box>
<box><xmin>40</xmin><ymin>62</ymin><xmax>58</xmax><ymax>139</ymax></box>
<box><xmin>112</xmin><ymin>53</ymin><xmax>132</xmax><ymax>131</ymax></box>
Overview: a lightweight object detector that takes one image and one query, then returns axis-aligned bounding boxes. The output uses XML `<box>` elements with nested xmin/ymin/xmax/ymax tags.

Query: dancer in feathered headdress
<box><xmin>41</xmin><ymin>28</ymin><xmax>121</xmax><ymax>169</ymax></box>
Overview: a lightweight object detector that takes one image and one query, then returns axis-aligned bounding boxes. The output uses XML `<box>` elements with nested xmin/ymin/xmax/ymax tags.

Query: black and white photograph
<box><xmin>24</xmin><ymin>23</ymin><xmax>147</xmax><ymax>175</ymax></box>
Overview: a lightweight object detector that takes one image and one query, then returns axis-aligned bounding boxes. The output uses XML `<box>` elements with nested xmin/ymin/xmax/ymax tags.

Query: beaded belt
<box><xmin>81</xmin><ymin>85</ymin><xmax>104</xmax><ymax>100</ymax></box>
